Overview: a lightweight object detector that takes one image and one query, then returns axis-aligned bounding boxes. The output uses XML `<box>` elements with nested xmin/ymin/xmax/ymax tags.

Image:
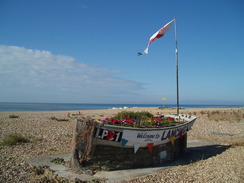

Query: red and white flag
<box><xmin>144</xmin><ymin>19</ymin><xmax>174</xmax><ymax>54</ymax></box>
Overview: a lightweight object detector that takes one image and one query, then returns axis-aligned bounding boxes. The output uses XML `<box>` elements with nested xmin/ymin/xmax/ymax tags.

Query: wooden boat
<box><xmin>93</xmin><ymin>114</ymin><xmax>196</xmax><ymax>148</ymax></box>
<box><xmin>70</xmin><ymin>113</ymin><xmax>196</xmax><ymax>171</ymax></box>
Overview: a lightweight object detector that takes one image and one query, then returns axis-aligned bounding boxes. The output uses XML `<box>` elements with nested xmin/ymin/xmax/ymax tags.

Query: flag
<box><xmin>120</xmin><ymin>138</ymin><xmax>128</xmax><ymax>148</ymax></box>
<box><xmin>134</xmin><ymin>144</ymin><xmax>140</xmax><ymax>154</ymax></box>
<box><xmin>106</xmin><ymin>131</ymin><xmax>115</xmax><ymax>141</ymax></box>
<box><xmin>147</xmin><ymin>143</ymin><xmax>154</xmax><ymax>153</ymax></box>
<box><xmin>144</xmin><ymin>19</ymin><xmax>174</xmax><ymax>54</ymax></box>
<box><xmin>170</xmin><ymin>136</ymin><xmax>175</xmax><ymax>146</ymax></box>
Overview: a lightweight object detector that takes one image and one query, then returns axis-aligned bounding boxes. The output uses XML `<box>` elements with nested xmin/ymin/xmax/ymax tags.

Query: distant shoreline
<box><xmin>0</xmin><ymin>107</ymin><xmax>243</xmax><ymax>116</ymax></box>
<box><xmin>0</xmin><ymin>102</ymin><xmax>243</xmax><ymax>112</ymax></box>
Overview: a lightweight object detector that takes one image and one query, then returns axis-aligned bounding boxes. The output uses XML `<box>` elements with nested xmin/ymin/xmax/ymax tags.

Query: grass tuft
<box><xmin>50</xmin><ymin>157</ymin><xmax>65</xmax><ymax>165</ymax></box>
<box><xmin>0</xmin><ymin>132</ymin><xmax>29</xmax><ymax>146</ymax></box>
<box><xmin>9</xmin><ymin>114</ymin><xmax>19</xmax><ymax>118</ymax></box>
<box><xmin>49</xmin><ymin>116</ymin><xmax>69</xmax><ymax>122</ymax></box>
<box><xmin>230</xmin><ymin>141</ymin><xmax>244</xmax><ymax>148</ymax></box>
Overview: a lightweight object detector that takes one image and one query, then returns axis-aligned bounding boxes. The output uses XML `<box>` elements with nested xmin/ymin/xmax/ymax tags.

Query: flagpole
<box><xmin>174</xmin><ymin>18</ymin><xmax>180</xmax><ymax>115</ymax></box>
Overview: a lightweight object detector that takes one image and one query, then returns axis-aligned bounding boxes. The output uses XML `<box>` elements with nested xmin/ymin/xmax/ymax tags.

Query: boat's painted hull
<box><xmin>93</xmin><ymin>114</ymin><xmax>196</xmax><ymax>148</ymax></box>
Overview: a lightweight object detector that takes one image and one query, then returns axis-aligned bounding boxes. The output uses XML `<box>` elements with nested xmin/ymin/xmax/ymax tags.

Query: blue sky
<box><xmin>0</xmin><ymin>0</ymin><xmax>243</xmax><ymax>105</ymax></box>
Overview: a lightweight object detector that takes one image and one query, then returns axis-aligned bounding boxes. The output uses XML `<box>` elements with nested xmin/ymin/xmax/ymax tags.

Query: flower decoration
<box><xmin>99</xmin><ymin>111</ymin><xmax>185</xmax><ymax>128</ymax></box>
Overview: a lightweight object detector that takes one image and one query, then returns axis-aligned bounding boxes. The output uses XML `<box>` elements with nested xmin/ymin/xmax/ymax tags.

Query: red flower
<box><xmin>125</xmin><ymin>118</ymin><xmax>135</xmax><ymax>124</ymax></box>
<box><xmin>156</xmin><ymin>118</ymin><xmax>162</xmax><ymax>122</ymax></box>
<box><xmin>122</xmin><ymin>115</ymin><xmax>129</xmax><ymax>119</ymax></box>
<box><xmin>110</xmin><ymin>118</ymin><xmax>118</xmax><ymax>124</ymax></box>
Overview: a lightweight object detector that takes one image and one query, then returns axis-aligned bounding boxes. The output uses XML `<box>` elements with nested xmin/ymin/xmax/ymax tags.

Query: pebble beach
<box><xmin>0</xmin><ymin>107</ymin><xmax>243</xmax><ymax>182</ymax></box>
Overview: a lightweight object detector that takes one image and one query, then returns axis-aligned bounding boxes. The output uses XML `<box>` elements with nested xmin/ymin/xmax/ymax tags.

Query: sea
<box><xmin>0</xmin><ymin>102</ymin><xmax>243</xmax><ymax>112</ymax></box>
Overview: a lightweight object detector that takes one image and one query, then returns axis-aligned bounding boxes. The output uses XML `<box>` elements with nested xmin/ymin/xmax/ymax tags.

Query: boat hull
<box><xmin>93</xmin><ymin>114</ymin><xmax>196</xmax><ymax>148</ymax></box>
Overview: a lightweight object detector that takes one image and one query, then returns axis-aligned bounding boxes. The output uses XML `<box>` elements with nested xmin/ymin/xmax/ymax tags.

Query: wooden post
<box><xmin>70</xmin><ymin>118</ymin><xmax>96</xmax><ymax>171</ymax></box>
<box><xmin>179</xmin><ymin>133</ymin><xmax>187</xmax><ymax>156</ymax></box>
<box><xmin>70</xmin><ymin>118</ymin><xmax>83</xmax><ymax>171</ymax></box>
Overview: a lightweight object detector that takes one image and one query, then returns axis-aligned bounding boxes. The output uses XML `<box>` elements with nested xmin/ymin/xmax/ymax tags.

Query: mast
<box><xmin>174</xmin><ymin>18</ymin><xmax>179</xmax><ymax>115</ymax></box>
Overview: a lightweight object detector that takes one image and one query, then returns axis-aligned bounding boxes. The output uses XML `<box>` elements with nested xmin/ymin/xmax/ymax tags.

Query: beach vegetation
<box><xmin>230</xmin><ymin>141</ymin><xmax>244</xmax><ymax>148</ymax></box>
<box><xmin>205</xmin><ymin>110</ymin><xmax>244</xmax><ymax>122</ymax></box>
<box><xmin>50</xmin><ymin>157</ymin><xmax>65</xmax><ymax>165</ymax></box>
<box><xmin>31</xmin><ymin>168</ymin><xmax>70</xmax><ymax>182</ymax></box>
<box><xmin>0</xmin><ymin>132</ymin><xmax>29</xmax><ymax>146</ymax></box>
<box><xmin>49</xmin><ymin>116</ymin><xmax>69</xmax><ymax>122</ymax></box>
<box><xmin>9</xmin><ymin>114</ymin><xmax>19</xmax><ymax>118</ymax></box>
<box><xmin>158</xmin><ymin>106</ymin><xmax>171</xmax><ymax>109</ymax></box>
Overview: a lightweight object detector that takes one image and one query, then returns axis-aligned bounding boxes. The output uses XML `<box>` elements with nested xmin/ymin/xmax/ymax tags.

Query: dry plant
<box><xmin>9</xmin><ymin>114</ymin><xmax>19</xmax><ymax>118</ymax></box>
<box><xmin>0</xmin><ymin>132</ymin><xmax>29</xmax><ymax>146</ymax></box>
<box><xmin>205</xmin><ymin>110</ymin><xmax>244</xmax><ymax>122</ymax></box>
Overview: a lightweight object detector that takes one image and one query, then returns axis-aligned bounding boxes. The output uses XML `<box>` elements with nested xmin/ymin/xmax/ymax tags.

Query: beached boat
<box><xmin>70</xmin><ymin>113</ymin><xmax>196</xmax><ymax>171</ymax></box>
<box><xmin>93</xmin><ymin>114</ymin><xmax>196</xmax><ymax>148</ymax></box>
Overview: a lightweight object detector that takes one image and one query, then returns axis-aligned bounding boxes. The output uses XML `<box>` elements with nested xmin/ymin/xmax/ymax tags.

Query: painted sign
<box><xmin>94</xmin><ymin>117</ymin><xmax>195</xmax><ymax>148</ymax></box>
<box><xmin>94</xmin><ymin>128</ymin><xmax>123</xmax><ymax>142</ymax></box>
<box><xmin>121</xmin><ymin>120</ymin><xmax>194</xmax><ymax>147</ymax></box>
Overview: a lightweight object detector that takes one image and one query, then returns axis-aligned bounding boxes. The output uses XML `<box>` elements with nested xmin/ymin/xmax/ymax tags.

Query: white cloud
<box><xmin>0</xmin><ymin>45</ymin><xmax>144</xmax><ymax>103</ymax></box>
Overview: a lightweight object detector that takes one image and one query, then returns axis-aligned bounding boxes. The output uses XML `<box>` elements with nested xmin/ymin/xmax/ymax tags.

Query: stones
<box><xmin>0</xmin><ymin>107</ymin><xmax>243</xmax><ymax>182</ymax></box>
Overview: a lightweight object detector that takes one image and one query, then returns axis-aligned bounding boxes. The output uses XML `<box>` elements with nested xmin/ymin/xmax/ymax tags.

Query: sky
<box><xmin>0</xmin><ymin>0</ymin><xmax>244</xmax><ymax>105</ymax></box>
